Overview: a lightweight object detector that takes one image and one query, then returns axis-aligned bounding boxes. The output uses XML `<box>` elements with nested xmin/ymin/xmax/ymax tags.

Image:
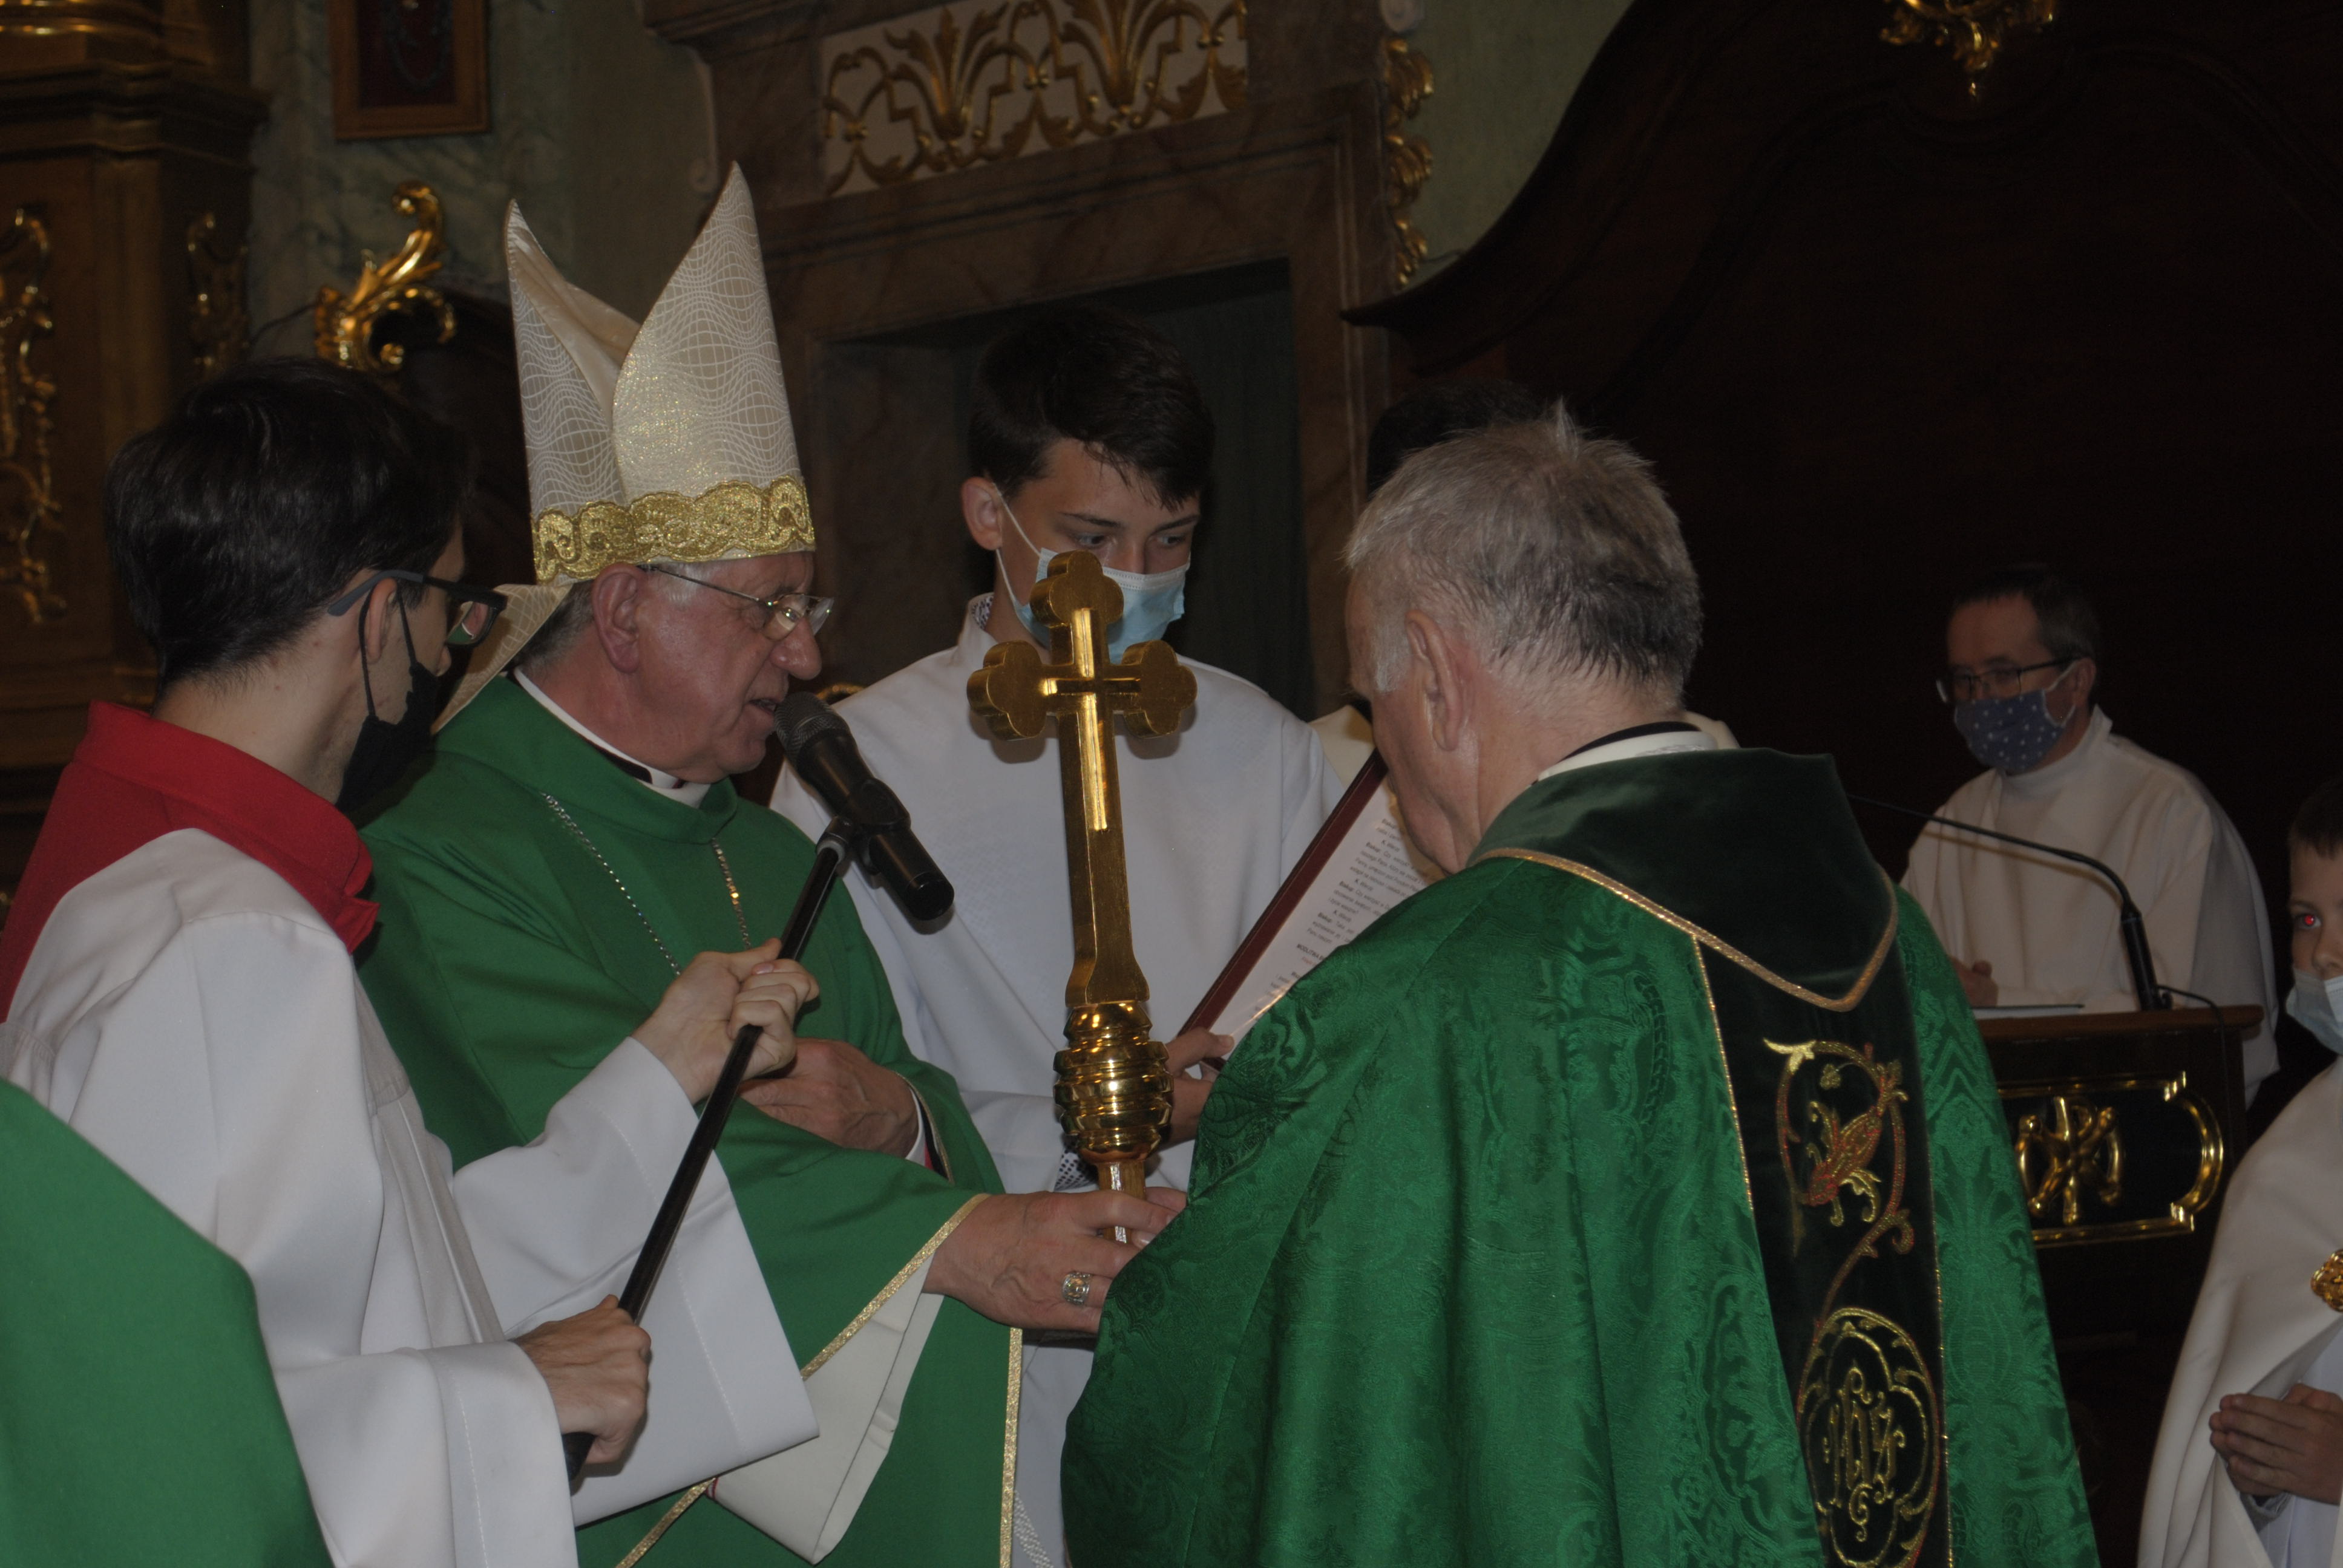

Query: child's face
<box><xmin>2289</xmin><ymin>846</ymin><xmax>2343</xmax><ymax>977</ymax></box>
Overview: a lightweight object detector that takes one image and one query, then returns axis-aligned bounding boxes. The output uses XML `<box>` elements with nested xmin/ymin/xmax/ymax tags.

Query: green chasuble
<box><xmin>1067</xmin><ymin>748</ymin><xmax>2095</xmax><ymax>1568</ymax></box>
<box><xmin>356</xmin><ymin>676</ymin><xmax>1015</xmax><ymax>1568</ymax></box>
<box><xmin>0</xmin><ymin>1079</ymin><xmax>330</xmax><ymax>1567</ymax></box>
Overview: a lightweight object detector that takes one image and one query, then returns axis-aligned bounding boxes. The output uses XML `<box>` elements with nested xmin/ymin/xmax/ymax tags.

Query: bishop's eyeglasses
<box><xmin>327</xmin><ymin>570</ymin><xmax>509</xmax><ymax>647</ymax></box>
<box><xmin>1935</xmin><ymin>658</ymin><xmax>2074</xmax><ymax>705</ymax></box>
<box><xmin>646</xmin><ymin>563</ymin><xmax>835</xmax><ymax>639</ymax></box>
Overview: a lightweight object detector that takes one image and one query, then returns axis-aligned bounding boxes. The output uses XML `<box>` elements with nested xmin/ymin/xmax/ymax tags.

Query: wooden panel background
<box><xmin>1352</xmin><ymin>0</ymin><xmax>2343</xmax><ymax>917</ymax></box>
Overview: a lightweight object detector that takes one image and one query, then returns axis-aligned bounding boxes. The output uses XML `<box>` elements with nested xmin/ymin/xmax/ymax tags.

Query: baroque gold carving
<box><xmin>1380</xmin><ymin>34</ymin><xmax>1432</xmax><ymax>284</ymax></box>
<box><xmin>1881</xmin><ymin>0</ymin><xmax>2056</xmax><ymax>91</ymax></box>
<box><xmin>186</xmin><ymin>212</ymin><xmax>247</xmax><ymax>383</ymax></box>
<box><xmin>821</xmin><ymin>0</ymin><xmax>1248</xmax><ymax>197</ymax></box>
<box><xmin>0</xmin><ymin>208</ymin><xmax>63</xmax><ymax>626</ymax></box>
<box><xmin>313</xmin><ymin>180</ymin><xmax>455</xmax><ymax>376</ymax></box>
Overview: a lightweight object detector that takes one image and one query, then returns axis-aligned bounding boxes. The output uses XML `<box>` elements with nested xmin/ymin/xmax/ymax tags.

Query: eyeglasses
<box><xmin>646</xmin><ymin>564</ymin><xmax>834</xmax><ymax>639</ymax></box>
<box><xmin>1936</xmin><ymin>658</ymin><xmax>2074</xmax><ymax>705</ymax></box>
<box><xmin>327</xmin><ymin>570</ymin><xmax>509</xmax><ymax>647</ymax></box>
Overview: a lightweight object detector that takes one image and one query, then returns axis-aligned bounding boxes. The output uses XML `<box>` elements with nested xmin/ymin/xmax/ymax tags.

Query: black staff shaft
<box><xmin>565</xmin><ymin>824</ymin><xmax>853</xmax><ymax>1480</ymax></box>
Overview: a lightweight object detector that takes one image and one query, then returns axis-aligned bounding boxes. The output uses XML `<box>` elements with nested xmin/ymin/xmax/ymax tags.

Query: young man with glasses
<box><xmin>1902</xmin><ymin>563</ymin><xmax>2276</xmax><ymax>1095</ymax></box>
<box><xmin>0</xmin><ymin>358</ymin><xmax>825</xmax><ymax>1568</ymax></box>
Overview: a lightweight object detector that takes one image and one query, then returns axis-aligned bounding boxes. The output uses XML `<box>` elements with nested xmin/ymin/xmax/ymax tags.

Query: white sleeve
<box><xmin>448</xmin><ymin>1037</ymin><xmax>818</xmax><ymax>1523</ymax></box>
<box><xmin>15</xmin><ymin>913</ymin><xmax>577</xmax><ymax>1568</ymax></box>
<box><xmin>2180</xmin><ymin>801</ymin><xmax>2281</xmax><ymax>1099</ymax></box>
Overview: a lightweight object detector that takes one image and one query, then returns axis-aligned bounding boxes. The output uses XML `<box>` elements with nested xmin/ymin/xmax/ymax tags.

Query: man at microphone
<box><xmin>1902</xmin><ymin>564</ymin><xmax>2276</xmax><ymax>1095</ymax></box>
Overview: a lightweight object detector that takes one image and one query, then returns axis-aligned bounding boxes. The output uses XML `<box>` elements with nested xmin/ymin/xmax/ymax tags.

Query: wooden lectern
<box><xmin>1981</xmin><ymin>1005</ymin><xmax>2259</xmax><ymax>1563</ymax></box>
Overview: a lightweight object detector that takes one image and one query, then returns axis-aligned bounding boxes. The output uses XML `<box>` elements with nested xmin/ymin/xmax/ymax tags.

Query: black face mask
<box><xmin>337</xmin><ymin>596</ymin><xmax>437</xmax><ymax>815</ymax></box>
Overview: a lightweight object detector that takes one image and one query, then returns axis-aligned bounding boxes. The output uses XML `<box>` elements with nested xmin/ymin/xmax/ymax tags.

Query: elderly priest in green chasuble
<box><xmin>358</xmin><ymin>171</ymin><xmax>1175</xmax><ymax>1568</ymax></box>
<box><xmin>1067</xmin><ymin>408</ymin><xmax>2099</xmax><ymax>1567</ymax></box>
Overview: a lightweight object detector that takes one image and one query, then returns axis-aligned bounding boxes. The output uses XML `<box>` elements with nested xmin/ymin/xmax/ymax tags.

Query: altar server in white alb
<box><xmin>2145</xmin><ymin>776</ymin><xmax>2343</xmax><ymax>1568</ymax></box>
<box><xmin>770</xmin><ymin>305</ymin><xmax>1340</xmax><ymax>1567</ymax></box>
<box><xmin>0</xmin><ymin>360</ymin><xmax>819</xmax><ymax>1568</ymax></box>
<box><xmin>1903</xmin><ymin>564</ymin><xmax>2276</xmax><ymax>1094</ymax></box>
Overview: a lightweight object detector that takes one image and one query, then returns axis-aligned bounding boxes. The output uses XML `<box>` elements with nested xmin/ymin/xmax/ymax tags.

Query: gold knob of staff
<box><xmin>1055</xmin><ymin>1001</ymin><xmax>1172</xmax><ymax>1201</ymax></box>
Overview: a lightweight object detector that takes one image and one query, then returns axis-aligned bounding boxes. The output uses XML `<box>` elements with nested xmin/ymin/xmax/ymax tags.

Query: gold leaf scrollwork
<box><xmin>187</xmin><ymin>212</ymin><xmax>248</xmax><ymax>384</ymax></box>
<box><xmin>312</xmin><ymin>180</ymin><xmax>456</xmax><ymax>377</ymax></box>
<box><xmin>0</xmin><ymin>208</ymin><xmax>62</xmax><ymax>626</ymax></box>
<box><xmin>819</xmin><ymin>0</ymin><xmax>1248</xmax><ymax>196</ymax></box>
<box><xmin>1881</xmin><ymin>0</ymin><xmax>2056</xmax><ymax>94</ymax></box>
<box><xmin>2013</xmin><ymin>1094</ymin><xmax>2122</xmax><ymax>1228</ymax></box>
<box><xmin>1380</xmin><ymin>34</ymin><xmax>1432</xmax><ymax>284</ymax></box>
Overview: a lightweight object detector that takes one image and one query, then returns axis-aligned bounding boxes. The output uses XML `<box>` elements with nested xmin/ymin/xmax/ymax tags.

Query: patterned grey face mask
<box><xmin>1950</xmin><ymin>672</ymin><xmax>2077</xmax><ymax>774</ymax></box>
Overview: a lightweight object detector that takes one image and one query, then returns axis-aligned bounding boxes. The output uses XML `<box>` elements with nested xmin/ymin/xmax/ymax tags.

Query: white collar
<box><xmin>513</xmin><ymin>669</ymin><xmax>713</xmax><ymax>806</ymax></box>
<box><xmin>1536</xmin><ymin>724</ymin><xmax>1717</xmax><ymax>782</ymax></box>
<box><xmin>1997</xmin><ymin>707</ymin><xmax>2112</xmax><ymax>801</ymax></box>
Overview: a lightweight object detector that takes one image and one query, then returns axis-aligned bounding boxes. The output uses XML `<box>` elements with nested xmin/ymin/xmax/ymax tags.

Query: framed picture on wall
<box><xmin>329</xmin><ymin>0</ymin><xmax>490</xmax><ymax>140</ymax></box>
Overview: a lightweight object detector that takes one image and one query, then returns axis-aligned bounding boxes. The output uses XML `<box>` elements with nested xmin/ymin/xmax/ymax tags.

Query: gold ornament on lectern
<box><xmin>969</xmin><ymin>551</ymin><xmax>1197</xmax><ymax>1228</ymax></box>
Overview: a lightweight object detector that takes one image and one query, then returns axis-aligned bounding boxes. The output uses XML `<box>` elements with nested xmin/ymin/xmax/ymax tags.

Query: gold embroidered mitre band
<box><xmin>532</xmin><ymin>474</ymin><xmax>816</xmax><ymax>584</ymax></box>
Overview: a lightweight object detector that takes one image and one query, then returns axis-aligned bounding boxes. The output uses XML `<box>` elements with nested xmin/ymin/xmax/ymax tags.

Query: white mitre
<box><xmin>441</xmin><ymin>164</ymin><xmax>812</xmax><ymax>727</ymax></box>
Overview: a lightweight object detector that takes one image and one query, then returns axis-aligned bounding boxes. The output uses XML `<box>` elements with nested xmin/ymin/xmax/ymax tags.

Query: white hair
<box><xmin>1345</xmin><ymin>400</ymin><xmax>1701</xmax><ymax>699</ymax></box>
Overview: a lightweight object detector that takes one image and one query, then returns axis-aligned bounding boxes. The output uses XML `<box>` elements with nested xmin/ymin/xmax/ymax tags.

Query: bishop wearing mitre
<box><xmin>358</xmin><ymin>169</ymin><xmax>1175</xmax><ymax>1568</ymax></box>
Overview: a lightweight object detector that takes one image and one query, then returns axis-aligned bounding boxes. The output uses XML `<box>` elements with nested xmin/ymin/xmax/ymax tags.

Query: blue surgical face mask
<box><xmin>2289</xmin><ymin>968</ymin><xmax>2343</xmax><ymax>1054</ymax></box>
<box><xmin>1951</xmin><ymin>670</ymin><xmax>2080</xmax><ymax>775</ymax></box>
<box><xmin>994</xmin><ymin>489</ymin><xmax>1187</xmax><ymax>661</ymax></box>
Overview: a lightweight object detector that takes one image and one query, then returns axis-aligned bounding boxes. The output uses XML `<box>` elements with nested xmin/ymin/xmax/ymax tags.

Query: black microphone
<box><xmin>776</xmin><ymin>691</ymin><xmax>953</xmax><ymax>923</ymax></box>
<box><xmin>1848</xmin><ymin>794</ymin><xmax>2167</xmax><ymax>1013</ymax></box>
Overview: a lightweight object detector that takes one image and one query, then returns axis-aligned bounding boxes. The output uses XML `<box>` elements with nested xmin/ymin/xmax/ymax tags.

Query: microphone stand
<box><xmin>563</xmin><ymin>817</ymin><xmax>857</xmax><ymax>1480</ymax></box>
<box><xmin>1848</xmin><ymin>794</ymin><xmax>2168</xmax><ymax>1013</ymax></box>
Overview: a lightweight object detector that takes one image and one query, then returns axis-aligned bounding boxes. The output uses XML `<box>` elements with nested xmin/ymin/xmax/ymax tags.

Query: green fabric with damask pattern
<box><xmin>1067</xmin><ymin>748</ymin><xmax>2094</xmax><ymax>1568</ymax></box>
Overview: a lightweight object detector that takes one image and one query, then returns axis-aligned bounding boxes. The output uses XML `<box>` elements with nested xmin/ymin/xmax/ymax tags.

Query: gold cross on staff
<box><xmin>969</xmin><ymin>550</ymin><xmax>1196</xmax><ymax>1210</ymax></box>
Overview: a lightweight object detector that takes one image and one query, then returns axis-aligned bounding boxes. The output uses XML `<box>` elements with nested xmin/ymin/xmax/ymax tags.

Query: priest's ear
<box><xmin>589</xmin><ymin>565</ymin><xmax>653</xmax><ymax>675</ymax></box>
<box><xmin>1404</xmin><ymin>609</ymin><xmax>1474</xmax><ymax>754</ymax></box>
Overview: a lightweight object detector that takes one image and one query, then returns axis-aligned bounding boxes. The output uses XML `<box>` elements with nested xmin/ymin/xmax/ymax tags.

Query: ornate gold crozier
<box><xmin>969</xmin><ymin>550</ymin><xmax>1197</xmax><ymax>1235</ymax></box>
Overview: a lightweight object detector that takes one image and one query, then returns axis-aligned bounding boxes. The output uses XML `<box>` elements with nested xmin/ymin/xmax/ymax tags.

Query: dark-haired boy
<box><xmin>0</xmin><ymin>359</ymin><xmax>820</xmax><ymax>1568</ymax></box>
<box><xmin>2146</xmin><ymin>776</ymin><xmax>2343</xmax><ymax>1568</ymax></box>
<box><xmin>770</xmin><ymin>305</ymin><xmax>1339</xmax><ymax>1567</ymax></box>
<box><xmin>1904</xmin><ymin>564</ymin><xmax>2275</xmax><ymax>1094</ymax></box>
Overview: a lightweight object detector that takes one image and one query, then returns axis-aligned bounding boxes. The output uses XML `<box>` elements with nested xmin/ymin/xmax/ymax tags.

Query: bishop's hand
<box><xmin>738</xmin><ymin>1037</ymin><xmax>922</xmax><ymax>1155</ymax></box>
<box><xmin>634</xmin><ymin>940</ymin><xmax>816</xmax><ymax>1103</ymax></box>
<box><xmin>517</xmin><ymin>1296</ymin><xmax>650</xmax><ymax>1467</ymax></box>
<box><xmin>925</xmin><ymin>1187</ymin><xmax>1186</xmax><ymax>1331</ymax></box>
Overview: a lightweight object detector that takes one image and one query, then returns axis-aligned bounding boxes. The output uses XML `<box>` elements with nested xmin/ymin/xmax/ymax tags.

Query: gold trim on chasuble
<box><xmin>534</xmin><ymin>473</ymin><xmax>814</xmax><ymax>584</ymax></box>
<box><xmin>611</xmin><ymin>1194</ymin><xmax>1005</xmax><ymax>1567</ymax></box>
<box><xmin>1481</xmin><ymin>851</ymin><xmax>1945</xmax><ymax>1566</ymax></box>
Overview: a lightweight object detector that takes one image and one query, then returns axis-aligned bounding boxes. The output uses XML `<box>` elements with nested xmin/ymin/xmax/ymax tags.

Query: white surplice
<box><xmin>2144</xmin><ymin>1062</ymin><xmax>2343</xmax><ymax>1568</ymax></box>
<box><xmin>0</xmin><ymin>829</ymin><xmax>814</xmax><ymax>1568</ymax></box>
<box><xmin>1903</xmin><ymin>707</ymin><xmax>2277</xmax><ymax>1096</ymax></box>
<box><xmin>772</xmin><ymin>594</ymin><xmax>1340</xmax><ymax>1568</ymax></box>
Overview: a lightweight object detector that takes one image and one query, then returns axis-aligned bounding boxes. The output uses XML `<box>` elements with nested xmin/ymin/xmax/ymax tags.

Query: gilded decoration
<box><xmin>1999</xmin><ymin>1074</ymin><xmax>2222</xmax><ymax>1245</ymax></box>
<box><xmin>531</xmin><ymin>474</ymin><xmax>816</xmax><ymax>585</ymax></box>
<box><xmin>819</xmin><ymin>0</ymin><xmax>1248</xmax><ymax>196</ymax></box>
<box><xmin>1881</xmin><ymin>0</ymin><xmax>2056</xmax><ymax>91</ymax></box>
<box><xmin>2314</xmin><ymin>1248</ymin><xmax>2343</xmax><ymax>1313</ymax></box>
<box><xmin>2012</xmin><ymin>1094</ymin><xmax>2121</xmax><ymax>1227</ymax></box>
<box><xmin>313</xmin><ymin>180</ymin><xmax>456</xmax><ymax>376</ymax></box>
<box><xmin>1769</xmin><ymin>1039</ymin><xmax>1942</xmax><ymax>1567</ymax></box>
<box><xmin>0</xmin><ymin>208</ymin><xmax>63</xmax><ymax>626</ymax></box>
<box><xmin>186</xmin><ymin>212</ymin><xmax>249</xmax><ymax>382</ymax></box>
<box><xmin>968</xmin><ymin>551</ymin><xmax>1195</xmax><ymax>1210</ymax></box>
<box><xmin>1380</xmin><ymin>34</ymin><xmax>1432</xmax><ymax>283</ymax></box>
